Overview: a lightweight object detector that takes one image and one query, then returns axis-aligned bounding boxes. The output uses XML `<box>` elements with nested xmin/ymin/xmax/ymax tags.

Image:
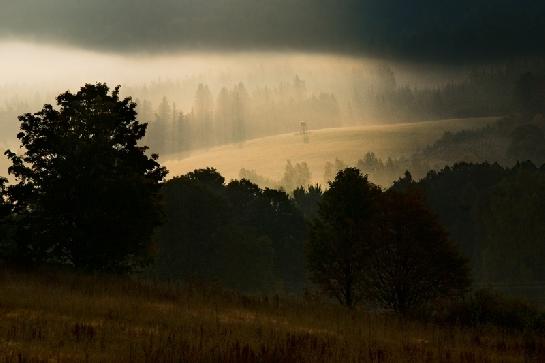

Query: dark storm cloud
<box><xmin>0</xmin><ymin>0</ymin><xmax>544</xmax><ymax>63</ymax></box>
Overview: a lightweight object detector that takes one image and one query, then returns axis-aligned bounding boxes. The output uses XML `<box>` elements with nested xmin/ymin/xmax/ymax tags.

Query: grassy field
<box><xmin>0</xmin><ymin>268</ymin><xmax>542</xmax><ymax>362</ymax></box>
<box><xmin>164</xmin><ymin>117</ymin><xmax>498</xmax><ymax>184</ymax></box>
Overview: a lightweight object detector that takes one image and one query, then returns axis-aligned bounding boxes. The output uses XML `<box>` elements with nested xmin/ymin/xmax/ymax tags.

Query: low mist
<box><xmin>0</xmin><ymin>41</ymin><xmax>465</xmax><ymax>153</ymax></box>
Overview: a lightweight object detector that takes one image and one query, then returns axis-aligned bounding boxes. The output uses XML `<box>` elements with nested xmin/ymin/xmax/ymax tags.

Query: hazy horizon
<box><xmin>1</xmin><ymin>0</ymin><xmax>544</xmax><ymax>183</ymax></box>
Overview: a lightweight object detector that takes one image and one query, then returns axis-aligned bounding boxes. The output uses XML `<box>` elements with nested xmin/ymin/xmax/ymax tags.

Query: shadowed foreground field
<box><xmin>0</xmin><ymin>269</ymin><xmax>542</xmax><ymax>362</ymax></box>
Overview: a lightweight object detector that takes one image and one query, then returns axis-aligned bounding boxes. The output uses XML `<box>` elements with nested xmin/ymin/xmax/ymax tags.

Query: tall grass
<box><xmin>0</xmin><ymin>267</ymin><xmax>542</xmax><ymax>362</ymax></box>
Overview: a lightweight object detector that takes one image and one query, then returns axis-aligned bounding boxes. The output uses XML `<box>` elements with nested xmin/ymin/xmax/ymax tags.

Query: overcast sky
<box><xmin>1</xmin><ymin>0</ymin><xmax>544</xmax><ymax>63</ymax></box>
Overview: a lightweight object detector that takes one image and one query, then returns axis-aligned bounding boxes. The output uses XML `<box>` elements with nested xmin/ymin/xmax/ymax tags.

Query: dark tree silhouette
<box><xmin>479</xmin><ymin>162</ymin><xmax>545</xmax><ymax>286</ymax></box>
<box><xmin>307</xmin><ymin>168</ymin><xmax>382</xmax><ymax>307</ymax></box>
<box><xmin>154</xmin><ymin>169</ymin><xmax>307</xmax><ymax>293</ymax></box>
<box><xmin>308</xmin><ymin>168</ymin><xmax>470</xmax><ymax>311</ymax></box>
<box><xmin>507</xmin><ymin>124</ymin><xmax>545</xmax><ymax>164</ymax></box>
<box><xmin>0</xmin><ymin>177</ymin><xmax>13</xmax><ymax>257</ymax></box>
<box><xmin>515</xmin><ymin>72</ymin><xmax>545</xmax><ymax>117</ymax></box>
<box><xmin>5</xmin><ymin>83</ymin><xmax>167</xmax><ymax>271</ymax></box>
<box><xmin>154</xmin><ymin>168</ymin><xmax>230</xmax><ymax>282</ymax></box>
<box><xmin>365</xmin><ymin>190</ymin><xmax>470</xmax><ymax>313</ymax></box>
<box><xmin>259</xmin><ymin>188</ymin><xmax>308</xmax><ymax>291</ymax></box>
<box><xmin>293</xmin><ymin>184</ymin><xmax>323</xmax><ymax>220</ymax></box>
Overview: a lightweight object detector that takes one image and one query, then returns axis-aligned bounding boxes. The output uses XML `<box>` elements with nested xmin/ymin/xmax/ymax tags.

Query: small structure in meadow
<box><xmin>300</xmin><ymin>121</ymin><xmax>310</xmax><ymax>143</ymax></box>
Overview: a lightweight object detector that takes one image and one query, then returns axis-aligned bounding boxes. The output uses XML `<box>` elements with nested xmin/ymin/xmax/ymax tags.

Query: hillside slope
<box><xmin>164</xmin><ymin>117</ymin><xmax>497</xmax><ymax>184</ymax></box>
<box><xmin>0</xmin><ymin>269</ymin><xmax>539</xmax><ymax>362</ymax></box>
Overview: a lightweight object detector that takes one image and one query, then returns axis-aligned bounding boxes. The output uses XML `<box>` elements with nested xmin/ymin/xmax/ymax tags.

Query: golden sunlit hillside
<box><xmin>164</xmin><ymin>117</ymin><xmax>497</xmax><ymax>184</ymax></box>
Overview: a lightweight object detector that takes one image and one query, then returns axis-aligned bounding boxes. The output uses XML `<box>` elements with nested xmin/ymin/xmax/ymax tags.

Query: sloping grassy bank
<box><xmin>0</xmin><ymin>268</ymin><xmax>541</xmax><ymax>362</ymax></box>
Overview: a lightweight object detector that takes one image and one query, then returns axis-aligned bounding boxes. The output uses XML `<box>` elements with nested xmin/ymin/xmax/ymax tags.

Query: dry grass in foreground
<box><xmin>0</xmin><ymin>268</ymin><xmax>542</xmax><ymax>362</ymax></box>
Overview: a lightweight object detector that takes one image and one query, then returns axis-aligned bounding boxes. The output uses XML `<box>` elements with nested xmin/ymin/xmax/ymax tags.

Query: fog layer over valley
<box><xmin>0</xmin><ymin>42</ymin><xmax>463</xmax><ymax>175</ymax></box>
<box><xmin>3</xmin><ymin>41</ymin><xmax>544</xmax><ymax>184</ymax></box>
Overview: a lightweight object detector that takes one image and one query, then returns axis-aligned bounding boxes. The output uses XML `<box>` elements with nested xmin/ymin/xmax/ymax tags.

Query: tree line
<box><xmin>240</xmin><ymin>157</ymin><xmax>545</xmax><ymax>304</ymax></box>
<box><xmin>352</xmin><ymin>60</ymin><xmax>545</xmax><ymax>123</ymax></box>
<box><xmin>155</xmin><ymin>161</ymin><xmax>545</xmax><ymax>306</ymax></box>
<box><xmin>241</xmin><ymin>110</ymin><xmax>545</xmax><ymax>191</ymax></box>
<box><xmin>1</xmin><ymin>83</ymin><xmax>545</xmax><ymax>313</ymax></box>
<box><xmin>0</xmin><ymin>83</ymin><xmax>473</xmax><ymax>314</ymax></box>
<box><xmin>137</xmin><ymin>76</ymin><xmax>341</xmax><ymax>155</ymax></box>
<box><xmin>136</xmin><ymin>61</ymin><xmax>545</xmax><ymax>158</ymax></box>
<box><xmin>397</xmin><ymin>161</ymin><xmax>545</xmax><ymax>303</ymax></box>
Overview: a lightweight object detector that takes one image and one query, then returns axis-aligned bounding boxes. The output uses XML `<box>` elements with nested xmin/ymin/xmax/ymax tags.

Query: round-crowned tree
<box><xmin>366</xmin><ymin>190</ymin><xmax>470</xmax><ymax>313</ymax></box>
<box><xmin>307</xmin><ymin>168</ymin><xmax>470</xmax><ymax>312</ymax></box>
<box><xmin>5</xmin><ymin>83</ymin><xmax>167</xmax><ymax>271</ymax></box>
<box><xmin>307</xmin><ymin>168</ymin><xmax>382</xmax><ymax>308</ymax></box>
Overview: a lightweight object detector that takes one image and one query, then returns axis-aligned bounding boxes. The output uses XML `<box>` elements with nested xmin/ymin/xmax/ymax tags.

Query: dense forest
<box><xmin>148</xmin><ymin>161</ymin><xmax>545</xmax><ymax>305</ymax></box>
<box><xmin>0</xmin><ymin>84</ymin><xmax>473</xmax><ymax>314</ymax></box>
<box><xmin>1</xmin><ymin>62</ymin><xmax>545</xmax><ymax>308</ymax></box>
<box><xmin>397</xmin><ymin>162</ymin><xmax>545</xmax><ymax>304</ymax></box>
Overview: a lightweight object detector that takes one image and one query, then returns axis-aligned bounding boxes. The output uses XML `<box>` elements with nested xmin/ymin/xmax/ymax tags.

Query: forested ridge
<box><xmin>1</xmin><ymin>79</ymin><xmax>545</xmax><ymax>318</ymax></box>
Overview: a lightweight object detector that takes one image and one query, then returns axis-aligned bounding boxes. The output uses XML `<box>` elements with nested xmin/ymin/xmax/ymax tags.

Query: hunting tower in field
<box><xmin>300</xmin><ymin>121</ymin><xmax>309</xmax><ymax>143</ymax></box>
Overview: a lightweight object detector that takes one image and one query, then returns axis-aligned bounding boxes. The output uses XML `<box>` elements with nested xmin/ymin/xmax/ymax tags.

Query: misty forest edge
<box><xmin>0</xmin><ymin>82</ymin><xmax>542</xmax><ymax>321</ymax></box>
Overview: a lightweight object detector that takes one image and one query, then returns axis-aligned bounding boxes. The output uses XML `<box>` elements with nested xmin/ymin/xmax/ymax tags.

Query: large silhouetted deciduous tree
<box><xmin>307</xmin><ymin>168</ymin><xmax>382</xmax><ymax>308</ymax></box>
<box><xmin>366</xmin><ymin>190</ymin><xmax>470</xmax><ymax>313</ymax></box>
<box><xmin>308</xmin><ymin>168</ymin><xmax>470</xmax><ymax>312</ymax></box>
<box><xmin>5</xmin><ymin>83</ymin><xmax>167</xmax><ymax>271</ymax></box>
